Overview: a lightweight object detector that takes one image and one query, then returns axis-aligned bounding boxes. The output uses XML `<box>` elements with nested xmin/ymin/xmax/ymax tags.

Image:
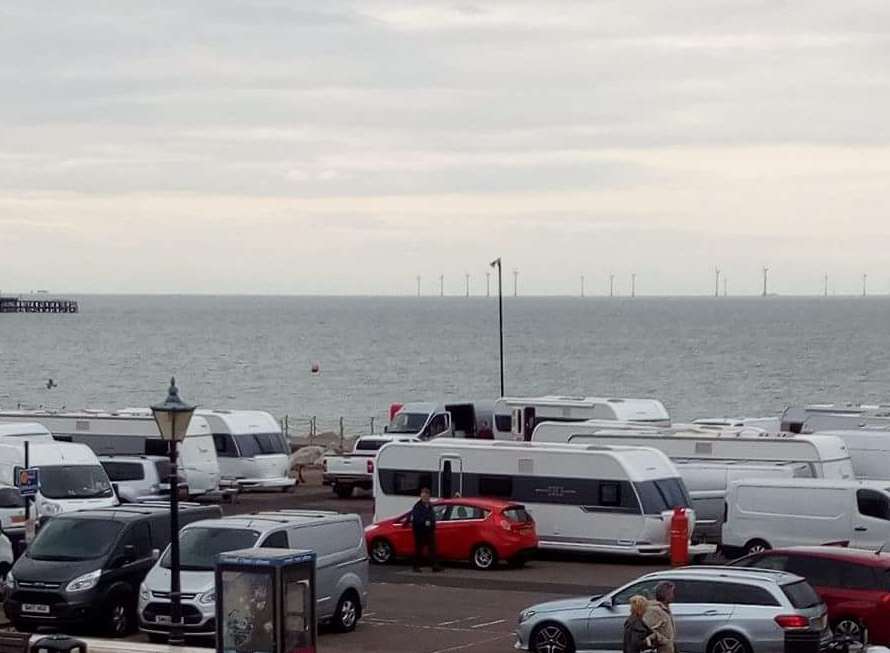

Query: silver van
<box><xmin>138</xmin><ymin>510</ymin><xmax>367</xmax><ymax>641</ymax></box>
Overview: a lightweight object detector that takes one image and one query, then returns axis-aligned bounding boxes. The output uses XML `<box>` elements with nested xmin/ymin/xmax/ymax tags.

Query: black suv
<box><xmin>4</xmin><ymin>503</ymin><xmax>221</xmax><ymax>636</ymax></box>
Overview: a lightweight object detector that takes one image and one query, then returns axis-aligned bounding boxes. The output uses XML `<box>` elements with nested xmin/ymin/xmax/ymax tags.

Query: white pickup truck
<box><xmin>322</xmin><ymin>435</ymin><xmax>418</xmax><ymax>498</ymax></box>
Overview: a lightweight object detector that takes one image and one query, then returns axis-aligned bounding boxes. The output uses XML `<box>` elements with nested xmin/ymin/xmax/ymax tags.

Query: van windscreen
<box><xmin>164</xmin><ymin>527</ymin><xmax>260</xmax><ymax>571</ymax></box>
<box><xmin>388</xmin><ymin>413</ymin><xmax>428</xmax><ymax>434</ymax></box>
<box><xmin>39</xmin><ymin>465</ymin><xmax>114</xmax><ymax>499</ymax></box>
<box><xmin>29</xmin><ymin>518</ymin><xmax>123</xmax><ymax>561</ymax></box>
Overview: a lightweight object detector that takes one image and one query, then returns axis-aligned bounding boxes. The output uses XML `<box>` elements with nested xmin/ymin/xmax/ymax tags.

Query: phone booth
<box><xmin>215</xmin><ymin>548</ymin><xmax>317</xmax><ymax>653</ymax></box>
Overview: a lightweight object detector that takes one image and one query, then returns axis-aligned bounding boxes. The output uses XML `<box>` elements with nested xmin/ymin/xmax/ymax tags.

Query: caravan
<box><xmin>0</xmin><ymin>409</ymin><xmax>220</xmax><ymax>497</ymax></box>
<box><xmin>374</xmin><ymin>439</ymin><xmax>693</xmax><ymax>556</ymax></box>
<box><xmin>495</xmin><ymin>396</ymin><xmax>671</xmax><ymax>441</ymax></box>
<box><xmin>201</xmin><ymin>410</ymin><xmax>294</xmax><ymax>491</ymax></box>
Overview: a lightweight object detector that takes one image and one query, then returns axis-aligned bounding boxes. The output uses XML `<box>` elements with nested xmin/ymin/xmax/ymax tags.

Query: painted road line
<box><xmin>469</xmin><ymin>619</ymin><xmax>506</xmax><ymax>629</ymax></box>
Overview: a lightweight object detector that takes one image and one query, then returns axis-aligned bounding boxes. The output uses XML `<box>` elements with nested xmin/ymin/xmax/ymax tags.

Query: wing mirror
<box><xmin>151</xmin><ymin>548</ymin><xmax>160</xmax><ymax>562</ymax></box>
<box><xmin>597</xmin><ymin>595</ymin><xmax>613</xmax><ymax>608</ymax></box>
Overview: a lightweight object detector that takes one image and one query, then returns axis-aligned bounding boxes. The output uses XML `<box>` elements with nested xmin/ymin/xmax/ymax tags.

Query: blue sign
<box><xmin>16</xmin><ymin>467</ymin><xmax>39</xmax><ymax>497</ymax></box>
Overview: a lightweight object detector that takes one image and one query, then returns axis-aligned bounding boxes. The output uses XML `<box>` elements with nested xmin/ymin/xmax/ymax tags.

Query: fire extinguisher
<box><xmin>669</xmin><ymin>507</ymin><xmax>690</xmax><ymax>567</ymax></box>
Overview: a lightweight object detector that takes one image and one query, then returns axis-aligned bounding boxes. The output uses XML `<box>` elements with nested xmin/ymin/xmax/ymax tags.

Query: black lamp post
<box><xmin>151</xmin><ymin>377</ymin><xmax>196</xmax><ymax>647</ymax></box>
<box><xmin>490</xmin><ymin>257</ymin><xmax>504</xmax><ymax>397</ymax></box>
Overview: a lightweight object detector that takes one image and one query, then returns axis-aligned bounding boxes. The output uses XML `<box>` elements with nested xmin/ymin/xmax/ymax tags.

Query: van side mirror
<box><xmin>151</xmin><ymin>548</ymin><xmax>160</xmax><ymax>562</ymax></box>
<box><xmin>123</xmin><ymin>544</ymin><xmax>137</xmax><ymax>561</ymax></box>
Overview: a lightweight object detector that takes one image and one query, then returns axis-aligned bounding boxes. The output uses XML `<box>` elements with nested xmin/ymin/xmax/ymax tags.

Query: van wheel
<box><xmin>471</xmin><ymin>544</ymin><xmax>497</xmax><ymax>570</ymax></box>
<box><xmin>833</xmin><ymin>618</ymin><xmax>866</xmax><ymax>643</ymax></box>
<box><xmin>531</xmin><ymin>623</ymin><xmax>575</xmax><ymax>653</ymax></box>
<box><xmin>707</xmin><ymin>632</ymin><xmax>752</xmax><ymax>653</ymax></box>
<box><xmin>333</xmin><ymin>590</ymin><xmax>361</xmax><ymax>632</ymax></box>
<box><xmin>103</xmin><ymin>593</ymin><xmax>134</xmax><ymax>637</ymax></box>
<box><xmin>334</xmin><ymin>484</ymin><xmax>354</xmax><ymax>499</ymax></box>
<box><xmin>370</xmin><ymin>539</ymin><xmax>394</xmax><ymax>564</ymax></box>
<box><xmin>744</xmin><ymin>539</ymin><xmax>770</xmax><ymax>555</ymax></box>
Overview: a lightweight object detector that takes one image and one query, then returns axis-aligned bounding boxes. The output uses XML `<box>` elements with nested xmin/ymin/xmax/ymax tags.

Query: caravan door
<box><xmin>438</xmin><ymin>456</ymin><xmax>463</xmax><ymax>499</ymax></box>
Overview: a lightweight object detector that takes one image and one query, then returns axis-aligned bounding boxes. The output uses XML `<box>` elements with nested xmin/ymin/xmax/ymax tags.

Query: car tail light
<box><xmin>775</xmin><ymin>615</ymin><xmax>809</xmax><ymax>630</ymax></box>
<box><xmin>367</xmin><ymin>459</ymin><xmax>375</xmax><ymax>474</ymax></box>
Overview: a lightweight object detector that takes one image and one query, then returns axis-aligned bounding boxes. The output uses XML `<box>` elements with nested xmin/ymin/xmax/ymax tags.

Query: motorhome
<box><xmin>0</xmin><ymin>441</ymin><xmax>118</xmax><ymax>518</ymax></box>
<box><xmin>199</xmin><ymin>410</ymin><xmax>294</xmax><ymax>491</ymax></box>
<box><xmin>374</xmin><ymin>439</ymin><xmax>694</xmax><ymax>556</ymax></box>
<box><xmin>386</xmin><ymin>401</ymin><xmax>501</xmax><ymax>440</ymax></box>
<box><xmin>531</xmin><ymin>421</ymin><xmax>855</xmax><ymax>479</ymax></box>
<box><xmin>496</xmin><ymin>396</ymin><xmax>671</xmax><ymax>441</ymax></box>
<box><xmin>781</xmin><ymin>404</ymin><xmax>890</xmax><ymax>433</ymax></box>
<box><xmin>722</xmin><ymin>478</ymin><xmax>890</xmax><ymax>556</ymax></box>
<box><xmin>0</xmin><ymin>409</ymin><xmax>220</xmax><ymax>497</ymax></box>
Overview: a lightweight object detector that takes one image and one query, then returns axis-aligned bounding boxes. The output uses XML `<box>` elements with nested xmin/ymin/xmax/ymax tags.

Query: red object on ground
<box><xmin>364</xmin><ymin>498</ymin><xmax>538</xmax><ymax>569</ymax></box>
<box><xmin>389</xmin><ymin>403</ymin><xmax>403</xmax><ymax>421</ymax></box>
<box><xmin>731</xmin><ymin>545</ymin><xmax>890</xmax><ymax>644</ymax></box>
<box><xmin>669</xmin><ymin>507</ymin><xmax>690</xmax><ymax>567</ymax></box>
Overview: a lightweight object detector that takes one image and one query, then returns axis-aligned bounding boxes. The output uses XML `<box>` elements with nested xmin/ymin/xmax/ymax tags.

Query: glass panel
<box><xmin>503</xmin><ymin>506</ymin><xmax>533</xmax><ymax>523</ymax></box>
<box><xmin>39</xmin><ymin>465</ymin><xmax>113</xmax><ymax>499</ymax></box>
<box><xmin>783</xmin><ymin>581</ymin><xmax>822</xmax><ymax>608</ymax></box>
<box><xmin>163</xmin><ymin>527</ymin><xmax>260</xmax><ymax>571</ymax></box>
<box><xmin>101</xmin><ymin>461</ymin><xmax>145</xmax><ymax>482</ymax></box>
<box><xmin>29</xmin><ymin>518</ymin><xmax>123</xmax><ymax>561</ymax></box>
<box><xmin>221</xmin><ymin>570</ymin><xmax>274</xmax><ymax>653</ymax></box>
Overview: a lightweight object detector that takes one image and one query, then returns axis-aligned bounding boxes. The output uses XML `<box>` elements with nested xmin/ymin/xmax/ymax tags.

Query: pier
<box><xmin>0</xmin><ymin>295</ymin><xmax>79</xmax><ymax>313</ymax></box>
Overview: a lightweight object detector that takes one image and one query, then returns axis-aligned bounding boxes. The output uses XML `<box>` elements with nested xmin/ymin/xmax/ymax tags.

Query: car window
<box><xmin>858</xmin><ymin>490</ymin><xmax>890</xmax><ymax>520</ymax></box>
<box><xmin>783</xmin><ymin>581</ymin><xmax>822</xmax><ymax>608</ymax></box>
<box><xmin>447</xmin><ymin>505</ymin><xmax>484</xmax><ymax>521</ymax></box>
<box><xmin>433</xmin><ymin>504</ymin><xmax>450</xmax><ymax>521</ymax></box>
<box><xmin>503</xmin><ymin>506</ymin><xmax>533</xmax><ymax>523</ymax></box>
<box><xmin>710</xmin><ymin>582</ymin><xmax>780</xmax><ymax>606</ymax></box>
<box><xmin>672</xmin><ymin>579</ymin><xmax>719</xmax><ymax>604</ymax></box>
<box><xmin>120</xmin><ymin>522</ymin><xmax>152</xmax><ymax>559</ymax></box>
<box><xmin>786</xmin><ymin>555</ymin><xmax>841</xmax><ymax>587</ymax></box>
<box><xmin>837</xmin><ymin>561</ymin><xmax>880</xmax><ymax>591</ymax></box>
<box><xmin>0</xmin><ymin>487</ymin><xmax>25</xmax><ymax>508</ymax></box>
<box><xmin>733</xmin><ymin>554</ymin><xmax>790</xmax><ymax>572</ymax></box>
<box><xmin>101</xmin><ymin>461</ymin><xmax>146</xmax><ymax>482</ymax></box>
<box><xmin>261</xmin><ymin>530</ymin><xmax>289</xmax><ymax>548</ymax></box>
<box><xmin>614</xmin><ymin>580</ymin><xmax>661</xmax><ymax>604</ymax></box>
<box><xmin>29</xmin><ymin>518</ymin><xmax>124</xmax><ymax>562</ymax></box>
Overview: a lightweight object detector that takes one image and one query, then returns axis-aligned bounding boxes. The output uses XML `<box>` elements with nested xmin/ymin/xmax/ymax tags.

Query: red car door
<box><xmin>437</xmin><ymin>504</ymin><xmax>484</xmax><ymax>561</ymax></box>
<box><xmin>388</xmin><ymin>513</ymin><xmax>417</xmax><ymax>558</ymax></box>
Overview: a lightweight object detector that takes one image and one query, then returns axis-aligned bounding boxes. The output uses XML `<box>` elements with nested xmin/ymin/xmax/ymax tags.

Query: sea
<box><xmin>2</xmin><ymin>295</ymin><xmax>889</xmax><ymax>436</ymax></box>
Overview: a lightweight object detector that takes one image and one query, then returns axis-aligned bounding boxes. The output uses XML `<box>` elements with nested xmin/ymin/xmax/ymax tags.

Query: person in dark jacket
<box><xmin>624</xmin><ymin>595</ymin><xmax>657</xmax><ymax>653</ymax></box>
<box><xmin>410</xmin><ymin>487</ymin><xmax>441</xmax><ymax>572</ymax></box>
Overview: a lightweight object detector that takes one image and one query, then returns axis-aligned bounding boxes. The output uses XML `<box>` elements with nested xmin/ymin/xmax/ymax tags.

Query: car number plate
<box><xmin>156</xmin><ymin>615</ymin><xmax>172</xmax><ymax>625</ymax></box>
<box><xmin>22</xmin><ymin>604</ymin><xmax>50</xmax><ymax>614</ymax></box>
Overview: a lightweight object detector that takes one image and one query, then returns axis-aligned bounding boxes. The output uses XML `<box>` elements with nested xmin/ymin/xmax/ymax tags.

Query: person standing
<box><xmin>643</xmin><ymin>582</ymin><xmax>678</xmax><ymax>653</ymax></box>
<box><xmin>411</xmin><ymin>487</ymin><xmax>441</xmax><ymax>572</ymax></box>
<box><xmin>624</xmin><ymin>596</ymin><xmax>657</xmax><ymax>653</ymax></box>
<box><xmin>477</xmin><ymin>420</ymin><xmax>494</xmax><ymax>439</ymax></box>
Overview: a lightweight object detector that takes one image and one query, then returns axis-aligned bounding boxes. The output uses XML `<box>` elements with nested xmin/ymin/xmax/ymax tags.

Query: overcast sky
<box><xmin>2</xmin><ymin>1</ymin><xmax>889</xmax><ymax>296</ymax></box>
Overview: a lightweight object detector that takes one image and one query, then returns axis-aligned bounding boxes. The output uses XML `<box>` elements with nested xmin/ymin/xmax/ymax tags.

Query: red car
<box><xmin>364</xmin><ymin>498</ymin><xmax>538</xmax><ymax>570</ymax></box>
<box><xmin>731</xmin><ymin>546</ymin><xmax>890</xmax><ymax>644</ymax></box>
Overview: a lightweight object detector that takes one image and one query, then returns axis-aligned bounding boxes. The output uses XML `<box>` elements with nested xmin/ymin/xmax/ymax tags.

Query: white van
<box><xmin>200</xmin><ymin>410</ymin><xmax>294</xmax><ymax>491</ymax></box>
<box><xmin>723</xmin><ymin>478</ymin><xmax>890</xmax><ymax>556</ymax></box>
<box><xmin>0</xmin><ymin>410</ymin><xmax>220</xmax><ymax>497</ymax></box>
<box><xmin>0</xmin><ymin>422</ymin><xmax>55</xmax><ymax>443</ymax></box>
<box><xmin>673</xmin><ymin>461</ymin><xmax>808</xmax><ymax>543</ymax></box>
<box><xmin>374</xmin><ymin>439</ymin><xmax>694</xmax><ymax>557</ymax></box>
<box><xmin>386</xmin><ymin>401</ymin><xmax>502</xmax><ymax>440</ymax></box>
<box><xmin>0</xmin><ymin>441</ymin><xmax>118</xmax><ymax>518</ymax></box>
<box><xmin>496</xmin><ymin>396</ymin><xmax>671</xmax><ymax>442</ymax></box>
<box><xmin>139</xmin><ymin>510</ymin><xmax>368</xmax><ymax>638</ymax></box>
<box><xmin>532</xmin><ymin>422</ymin><xmax>856</xmax><ymax>480</ymax></box>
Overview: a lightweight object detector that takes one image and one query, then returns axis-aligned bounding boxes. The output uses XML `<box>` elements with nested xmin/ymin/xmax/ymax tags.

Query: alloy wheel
<box><xmin>473</xmin><ymin>545</ymin><xmax>495</xmax><ymax>570</ymax></box>
<box><xmin>371</xmin><ymin>540</ymin><xmax>392</xmax><ymax>564</ymax></box>
<box><xmin>711</xmin><ymin>635</ymin><xmax>746</xmax><ymax>653</ymax></box>
<box><xmin>835</xmin><ymin>619</ymin><xmax>864</xmax><ymax>642</ymax></box>
<box><xmin>532</xmin><ymin>624</ymin><xmax>572</xmax><ymax>653</ymax></box>
<box><xmin>339</xmin><ymin>598</ymin><xmax>357</xmax><ymax>629</ymax></box>
<box><xmin>109</xmin><ymin>602</ymin><xmax>129</xmax><ymax>636</ymax></box>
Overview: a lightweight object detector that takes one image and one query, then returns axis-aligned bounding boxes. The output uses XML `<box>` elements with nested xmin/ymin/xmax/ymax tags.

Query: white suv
<box><xmin>139</xmin><ymin>510</ymin><xmax>368</xmax><ymax>642</ymax></box>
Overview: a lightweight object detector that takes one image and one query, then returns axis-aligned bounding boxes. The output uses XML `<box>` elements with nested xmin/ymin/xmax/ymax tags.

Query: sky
<box><xmin>2</xmin><ymin>1</ymin><xmax>890</xmax><ymax>296</ymax></box>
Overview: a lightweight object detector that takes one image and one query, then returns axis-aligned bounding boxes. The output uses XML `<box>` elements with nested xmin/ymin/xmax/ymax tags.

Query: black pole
<box><xmin>24</xmin><ymin>440</ymin><xmax>31</xmax><ymax>550</ymax></box>
<box><xmin>168</xmin><ymin>437</ymin><xmax>183</xmax><ymax>646</ymax></box>
<box><xmin>497</xmin><ymin>260</ymin><xmax>504</xmax><ymax>397</ymax></box>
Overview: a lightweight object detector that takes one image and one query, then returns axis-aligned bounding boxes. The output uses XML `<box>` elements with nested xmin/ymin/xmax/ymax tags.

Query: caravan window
<box><xmin>599</xmin><ymin>482</ymin><xmax>621</xmax><ymax>507</ymax></box>
<box><xmin>378</xmin><ymin>470</ymin><xmax>435</xmax><ymax>496</ymax></box>
<box><xmin>857</xmin><ymin>489</ymin><xmax>890</xmax><ymax>520</ymax></box>
<box><xmin>478</xmin><ymin>475</ymin><xmax>513</xmax><ymax>498</ymax></box>
<box><xmin>235</xmin><ymin>433</ymin><xmax>289</xmax><ymax>456</ymax></box>
<box><xmin>213</xmin><ymin>433</ymin><xmax>238</xmax><ymax>457</ymax></box>
<box><xmin>494</xmin><ymin>415</ymin><xmax>511</xmax><ymax>432</ymax></box>
<box><xmin>635</xmin><ymin>479</ymin><xmax>692</xmax><ymax>514</ymax></box>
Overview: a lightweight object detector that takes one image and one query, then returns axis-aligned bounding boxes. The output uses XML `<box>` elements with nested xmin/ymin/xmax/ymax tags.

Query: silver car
<box><xmin>516</xmin><ymin>567</ymin><xmax>828</xmax><ymax>653</ymax></box>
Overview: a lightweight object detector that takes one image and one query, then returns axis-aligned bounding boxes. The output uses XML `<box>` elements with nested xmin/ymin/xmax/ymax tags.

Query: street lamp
<box><xmin>490</xmin><ymin>258</ymin><xmax>504</xmax><ymax>397</ymax></box>
<box><xmin>151</xmin><ymin>377</ymin><xmax>196</xmax><ymax>647</ymax></box>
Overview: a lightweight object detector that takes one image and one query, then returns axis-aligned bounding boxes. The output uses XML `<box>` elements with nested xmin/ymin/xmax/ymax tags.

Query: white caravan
<box><xmin>672</xmin><ymin>461</ymin><xmax>807</xmax><ymax>543</ymax></box>
<box><xmin>531</xmin><ymin>421</ymin><xmax>855</xmax><ymax>480</ymax></box>
<box><xmin>723</xmin><ymin>478</ymin><xmax>890</xmax><ymax>556</ymax></box>
<box><xmin>781</xmin><ymin>404</ymin><xmax>890</xmax><ymax>433</ymax></box>
<box><xmin>374</xmin><ymin>439</ymin><xmax>694</xmax><ymax>556</ymax></box>
<box><xmin>200</xmin><ymin>410</ymin><xmax>294</xmax><ymax>491</ymax></box>
<box><xmin>496</xmin><ymin>396</ymin><xmax>671</xmax><ymax>442</ymax></box>
<box><xmin>0</xmin><ymin>441</ymin><xmax>118</xmax><ymax>518</ymax></box>
<box><xmin>0</xmin><ymin>409</ymin><xmax>220</xmax><ymax>496</ymax></box>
